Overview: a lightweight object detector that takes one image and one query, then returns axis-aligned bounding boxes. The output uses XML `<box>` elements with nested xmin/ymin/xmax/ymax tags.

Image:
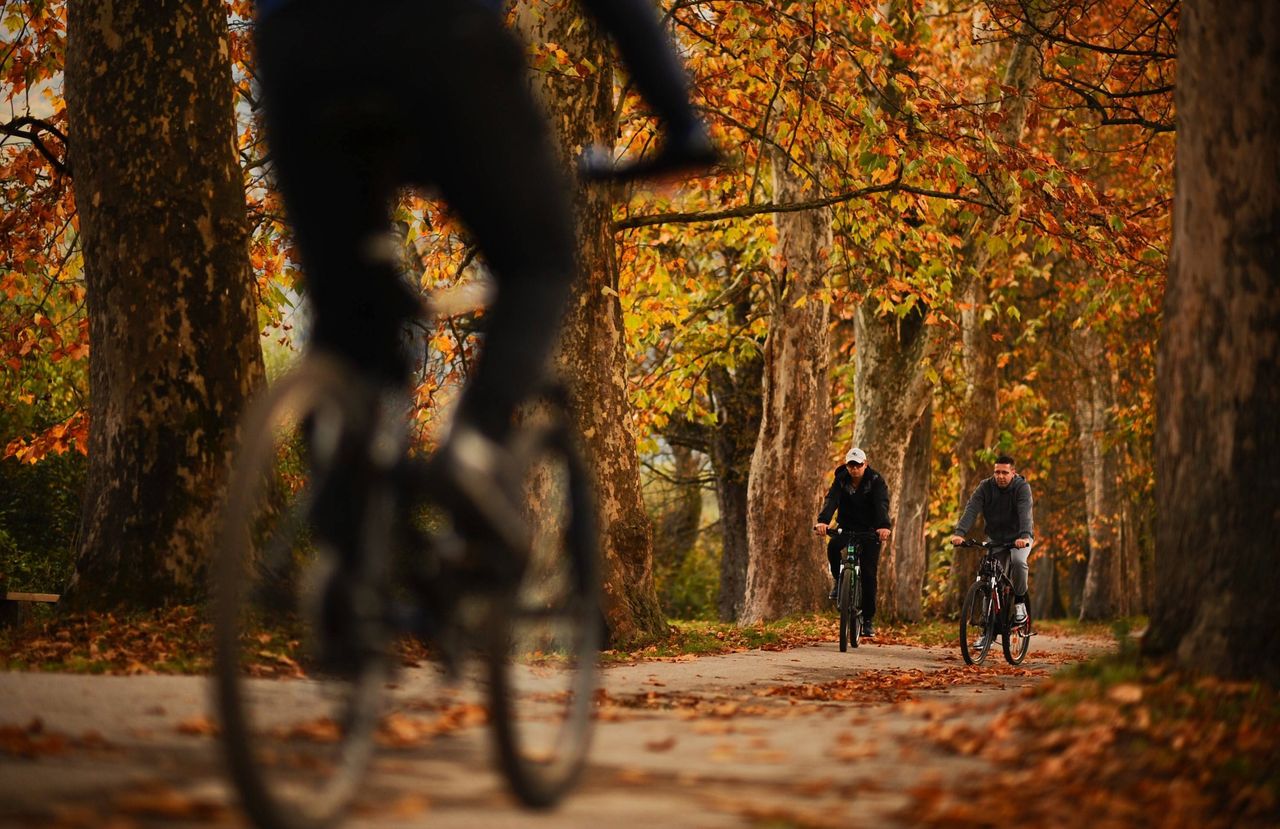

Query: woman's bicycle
<box><xmin>213</xmin><ymin>287</ymin><xmax>601</xmax><ymax>829</ymax></box>
<box><xmin>827</xmin><ymin>528</ymin><xmax>877</xmax><ymax>652</ymax></box>
<box><xmin>954</xmin><ymin>539</ymin><xmax>1031</xmax><ymax>666</ymax></box>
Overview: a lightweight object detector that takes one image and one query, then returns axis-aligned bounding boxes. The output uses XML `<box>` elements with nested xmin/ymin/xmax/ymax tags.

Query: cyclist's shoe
<box><xmin>829</xmin><ymin>580</ymin><xmax>839</xmax><ymax>602</ymax></box>
<box><xmin>411</xmin><ymin>424</ymin><xmax>530</xmax><ymax>577</ymax></box>
<box><xmin>974</xmin><ymin>634</ymin><xmax>990</xmax><ymax>650</ymax></box>
<box><xmin>1013</xmin><ymin>603</ymin><xmax>1029</xmax><ymax>625</ymax></box>
<box><xmin>861</xmin><ymin>620</ymin><xmax>876</xmax><ymax>638</ymax></box>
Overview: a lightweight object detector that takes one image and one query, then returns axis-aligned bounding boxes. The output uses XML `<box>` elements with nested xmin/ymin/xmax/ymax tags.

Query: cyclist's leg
<box><xmin>860</xmin><ymin>539</ymin><xmax>882</xmax><ymax>623</ymax></box>
<box><xmin>256</xmin><ymin>3</ymin><xmax>419</xmax><ymax>389</ymax></box>
<box><xmin>1010</xmin><ymin>544</ymin><xmax>1031</xmax><ymax>622</ymax></box>
<box><xmin>826</xmin><ymin>536</ymin><xmax>842</xmax><ymax>583</ymax></box>
<box><xmin>404</xmin><ymin>0</ymin><xmax>577</xmax><ymax>446</ymax></box>
<box><xmin>578</xmin><ymin>0</ymin><xmax>699</xmax><ymax>135</ymax></box>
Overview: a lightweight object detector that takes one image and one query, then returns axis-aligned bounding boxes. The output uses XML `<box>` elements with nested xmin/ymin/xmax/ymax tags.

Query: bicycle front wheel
<box><xmin>214</xmin><ymin>358</ymin><xmax>392</xmax><ymax>829</ymax></box>
<box><xmin>487</xmin><ymin>407</ymin><xmax>601</xmax><ymax>808</ymax></box>
<box><xmin>850</xmin><ymin>574</ymin><xmax>862</xmax><ymax>648</ymax></box>
<box><xmin>1003</xmin><ymin>599</ymin><xmax>1031</xmax><ymax>665</ymax></box>
<box><xmin>960</xmin><ymin>583</ymin><xmax>993</xmax><ymax>666</ymax></box>
<box><xmin>838</xmin><ymin>569</ymin><xmax>854</xmax><ymax>652</ymax></box>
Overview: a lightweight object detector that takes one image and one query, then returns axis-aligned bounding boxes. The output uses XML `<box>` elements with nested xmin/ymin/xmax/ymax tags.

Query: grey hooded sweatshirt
<box><xmin>953</xmin><ymin>474</ymin><xmax>1034</xmax><ymax>545</ymax></box>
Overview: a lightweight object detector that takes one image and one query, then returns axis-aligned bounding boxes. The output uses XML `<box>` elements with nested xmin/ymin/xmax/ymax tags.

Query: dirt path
<box><xmin>0</xmin><ymin>632</ymin><xmax>1110</xmax><ymax>828</ymax></box>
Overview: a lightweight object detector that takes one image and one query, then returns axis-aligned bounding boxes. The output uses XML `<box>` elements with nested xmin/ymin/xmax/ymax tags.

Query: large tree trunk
<box><xmin>707</xmin><ymin>360</ymin><xmax>762</xmax><ymax>621</ymax></box>
<box><xmin>1145</xmin><ymin>0</ymin><xmax>1280</xmax><ymax>681</ymax></box>
<box><xmin>740</xmin><ymin>154</ymin><xmax>833</xmax><ymax>623</ymax></box>
<box><xmin>948</xmin><ymin>276</ymin><xmax>999</xmax><ymax>611</ymax></box>
<box><xmin>1073</xmin><ymin>325</ymin><xmax>1126</xmax><ymax>620</ymax></box>
<box><xmin>516</xmin><ymin>1</ymin><xmax>666</xmax><ymax>643</ymax></box>
<box><xmin>851</xmin><ymin>306</ymin><xmax>934</xmax><ymax>621</ymax></box>
<box><xmin>62</xmin><ymin>0</ymin><xmax>264</xmax><ymax>608</ymax></box>
<box><xmin>886</xmin><ymin>400</ymin><xmax>931</xmax><ymax>620</ymax></box>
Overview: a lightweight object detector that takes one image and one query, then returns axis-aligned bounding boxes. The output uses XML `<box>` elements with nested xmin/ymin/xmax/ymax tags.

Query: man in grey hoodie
<box><xmin>950</xmin><ymin>454</ymin><xmax>1035</xmax><ymax>627</ymax></box>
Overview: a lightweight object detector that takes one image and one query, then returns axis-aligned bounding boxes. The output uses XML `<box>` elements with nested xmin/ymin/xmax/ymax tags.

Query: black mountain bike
<box><xmin>214</xmin><ymin>287</ymin><xmax>600</xmax><ymax>829</ymax></box>
<box><xmin>827</xmin><ymin>528</ymin><xmax>877</xmax><ymax>652</ymax></box>
<box><xmin>955</xmin><ymin>539</ymin><xmax>1031</xmax><ymax>666</ymax></box>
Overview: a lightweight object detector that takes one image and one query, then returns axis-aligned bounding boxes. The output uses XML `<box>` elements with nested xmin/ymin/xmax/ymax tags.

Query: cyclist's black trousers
<box><xmin>827</xmin><ymin>536</ymin><xmax>882</xmax><ymax>623</ymax></box>
<box><xmin>257</xmin><ymin>0</ymin><xmax>576</xmax><ymax>440</ymax></box>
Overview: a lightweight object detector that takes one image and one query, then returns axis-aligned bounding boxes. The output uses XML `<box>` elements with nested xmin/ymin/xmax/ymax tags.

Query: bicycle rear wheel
<box><xmin>960</xmin><ymin>583</ymin><xmax>993</xmax><ymax>665</ymax></box>
<box><xmin>487</xmin><ymin>407</ymin><xmax>601</xmax><ymax>808</ymax></box>
<box><xmin>838</xmin><ymin>569</ymin><xmax>854</xmax><ymax>652</ymax></box>
<box><xmin>214</xmin><ymin>358</ymin><xmax>392</xmax><ymax>829</ymax></box>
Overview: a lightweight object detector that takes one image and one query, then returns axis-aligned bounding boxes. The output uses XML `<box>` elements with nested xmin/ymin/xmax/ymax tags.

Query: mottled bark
<box><xmin>63</xmin><ymin>0</ymin><xmax>264</xmax><ymax>608</ymax></box>
<box><xmin>851</xmin><ymin>307</ymin><xmax>933</xmax><ymax>621</ymax></box>
<box><xmin>516</xmin><ymin>1</ymin><xmax>666</xmax><ymax>643</ymax></box>
<box><xmin>741</xmin><ymin>153</ymin><xmax>833</xmax><ymax>624</ymax></box>
<box><xmin>886</xmin><ymin>401</ymin><xmax>931</xmax><ymax>620</ymax></box>
<box><xmin>948</xmin><ymin>277</ymin><xmax>999</xmax><ymax>610</ymax></box>
<box><xmin>1145</xmin><ymin>0</ymin><xmax>1280</xmax><ymax>681</ymax></box>
<box><xmin>705</xmin><ymin>359</ymin><xmax>761</xmax><ymax>621</ymax></box>
<box><xmin>652</xmin><ymin>444</ymin><xmax>703</xmax><ymax>570</ymax></box>
<box><xmin>1073</xmin><ymin>324</ymin><xmax>1126</xmax><ymax>620</ymax></box>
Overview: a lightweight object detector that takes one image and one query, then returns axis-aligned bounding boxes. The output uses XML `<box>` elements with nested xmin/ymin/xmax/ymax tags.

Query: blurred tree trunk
<box><xmin>741</xmin><ymin>151</ymin><xmax>832</xmax><ymax>623</ymax></box>
<box><xmin>652</xmin><ymin>445</ymin><xmax>703</xmax><ymax>571</ymax></box>
<box><xmin>62</xmin><ymin>0</ymin><xmax>264</xmax><ymax>608</ymax></box>
<box><xmin>516</xmin><ymin>1</ymin><xmax>666</xmax><ymax>643</ymax></box>
<box><xmin>1073</xmin><ymin>324</ymin><xmax>1126</xmax><ymax>620</ymax></box>
<box><xmin>1145</xmin><ymin>0</ymin><xmax>1280</xmax><ymax>681</ymax></box>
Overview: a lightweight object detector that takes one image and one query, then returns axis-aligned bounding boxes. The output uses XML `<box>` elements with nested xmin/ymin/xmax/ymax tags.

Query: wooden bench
<box><xmin>1</xmin><ymin>591</ymin><xmax>60</xmax><ymax>627</ymax></box>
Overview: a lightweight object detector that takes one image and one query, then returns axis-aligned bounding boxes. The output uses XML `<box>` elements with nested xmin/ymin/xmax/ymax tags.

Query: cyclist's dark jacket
<box><xmin>953</xmin><ymin>475</ymin><xmax>1034</xmax><ymax>544</ymax></box>
<box><xmin>816</xmin><ymin>465</ymin><xmax>892</xmax><ymax>532</ymax></box>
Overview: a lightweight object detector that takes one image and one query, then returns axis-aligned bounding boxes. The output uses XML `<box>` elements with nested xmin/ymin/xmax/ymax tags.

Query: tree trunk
<box><xmin>516</xmin><ymin>1</ymin><xmax>666</xmax><ymax>643</ymax></box>
<box><xmin>948</xmin><ymin>277</ymin><xmax>999</xmax><ymax>611</ymax></box>
<box><xmin>851</xmin><ymin>307</ymin><xmax>933</xmax><ymax>621</ymax></box>
<box><xmin>1145</xmin><ymin>0</ymin><xmax>1280</xmax><ymax>681</ymax></box>
<box><xmin>708</xmin><ymin>360</ymin><xmax>762</xmax><ymax>621</ymax></box>
<box><xmin>652</xmin><ymin>444</ymin><xmax>703</xmax><ymax>571</ymax></box>
<box><xmin>885</xmin><ymin>401</ymin><xmax>931</xmax><ymax>621</ymax></box>
<box><xmin>62</xmin><ymin>0</ymin><xmax>264</xmax><ymax>608</ymax></box>
<box><xmin>1073</xmin><ymin>325</ymin><xmax>1126</xmax><ymax>620</ymax></box>
<box><xmin>740</xmin><ymin>153</ymin><xmax>833</xmax><ymax>624</ymax></box>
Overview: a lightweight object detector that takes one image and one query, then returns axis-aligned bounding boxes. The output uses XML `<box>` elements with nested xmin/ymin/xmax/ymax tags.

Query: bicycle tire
<box><xmin>1003</xmin><ymin>592</ymin><xmax>1031</xmax><ymax>665</ymax></box>
<box><xmin>960</xmin><ymin>582</ymin><xmax>993</xmax><ymax>665</ymax></box>
<box><xmin>487</xmin><ymin>406</ymin><xmax>601</xmax><ymax>808</ymax></box>
<box><xmin>849</xmin><ymin>573</ymin><xmax>862</xmax><ymax>648</ymax></box>
<box><xmin>838</xmin><ymin>568</ymin><xmax>854</xmax><ymax>652</ymax></box>
<box><xmin>214</xmin><ymin>358</ymin><xmax>392</xmax><ymax>829</ymax></box>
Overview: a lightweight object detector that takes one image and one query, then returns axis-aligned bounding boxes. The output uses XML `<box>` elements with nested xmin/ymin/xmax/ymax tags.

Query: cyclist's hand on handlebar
<box><xmin>578</xmin><ymin>122</ymin><xmax>719</xmax><ymax>184</ymax></box>
<box><xmin>949</xmin><ymin>534</ymin><xmax>966</xmax><ymax>546</ymax></box>
<box><xmin>1014</xmin><ymin>538</ymin><xmax>1031</xmax><ymax>549</ymax></box>
<box><xmin>813</xmin><ymin>522</ymin><xmax>829</xmax><ymax>537</ymax></box>
<box><xmin>877</xmin><ymin>528</ymin><xmax>891</xmax><ymax>543</ymax></box>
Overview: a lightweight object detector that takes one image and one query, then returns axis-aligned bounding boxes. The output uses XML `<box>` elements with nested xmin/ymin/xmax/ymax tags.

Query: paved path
<box><xmin>0</xmin><ymin>632</ymin><xmax>1109</xmax><ymax>828</ymax></box>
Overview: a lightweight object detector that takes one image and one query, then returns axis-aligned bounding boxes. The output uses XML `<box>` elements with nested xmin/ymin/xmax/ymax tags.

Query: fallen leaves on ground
<box><xmin>376</xmin><ymin>703</ymin><xmax>488</xmax><ymax>747</ymax></box>
<box><xmin>760</xmin><ymin>665</ymin><xmax>1047</xmax><ymax>705</ymax></box>
<box><xmin>0</xmin><ymin>718</ymin><xmax>111</xmax><ymax>759</ymax></box>
<box><xmin>0</xmin><ymin>607</ymin><xmax>214</xmax><ymax>674</ymax></box>
<box><xmin>903</xmin><ymin>662</ymin><xmax>1280</xmax><ymax>828</ymax></box>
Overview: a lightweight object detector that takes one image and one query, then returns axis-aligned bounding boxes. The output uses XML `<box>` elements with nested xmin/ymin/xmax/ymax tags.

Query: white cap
<box><xmin>844</xmin><ymin>447</ymin><xmax>867</xmax><ymax>465</ymax></box>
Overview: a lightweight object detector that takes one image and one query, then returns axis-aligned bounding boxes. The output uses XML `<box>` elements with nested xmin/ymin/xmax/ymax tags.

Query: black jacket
<box><xmin>817</xmin><ymin>465</ymin><xmax>892</xmax><ymax>532</ymax></box>
<box><xmin>953</xmin><ymin>474</ymin><xmax>1034</xmax><ymax>544</ymax></box>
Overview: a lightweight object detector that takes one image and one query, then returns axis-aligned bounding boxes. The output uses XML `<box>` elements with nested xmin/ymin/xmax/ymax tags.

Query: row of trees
<box><xmin>2</xmin><ymin>0</ymin><xmax>1276</xmax><ymax>678</ymax></box>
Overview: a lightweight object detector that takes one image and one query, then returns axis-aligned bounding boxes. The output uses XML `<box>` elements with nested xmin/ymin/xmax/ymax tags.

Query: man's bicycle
<box><xmin>827</xmin><ymin>528</ymin><xmax>877</xmax><ymax>652</ymax></box>
<box><xmin>955</xmin><ymin>539</ymin><xmax>1031</xmax><ymax>666</ymax></box>
<box><xmin>213</xmin><ymin>287</ymin><xmax>600</xmax><ymax>829</ymax></box>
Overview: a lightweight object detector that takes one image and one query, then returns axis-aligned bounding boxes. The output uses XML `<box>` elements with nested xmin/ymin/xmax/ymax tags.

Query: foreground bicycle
<box><xmin>955</xmin><ymin>539</ymin><xmax>1031</xmax><ymax>666</ymax></box>
<box><xmin>826</xmin><ymin>528</ymin><xmax>877</xmax><ymax>652</ymax></box>
<box><xmin>213</xmin><ymin>288</ymin><xmax>600</xmax><ymax>829</ymax></box>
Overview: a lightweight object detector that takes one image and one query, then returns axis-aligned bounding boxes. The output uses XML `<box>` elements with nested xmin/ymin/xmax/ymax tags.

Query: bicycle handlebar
<box><xmin>577</xmin><ymin>127</ymin><xmax>720</xmax><ymax>184</ymax></box>
<box><xmin>824</xmin><ymin>527</ymin><xmax>882</xmax><ymax>539</ymax></box>
<box><xmin>952</xmin><ymin>538</ymin><xmax>1017</xmax><ymax>551</ymax></box>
